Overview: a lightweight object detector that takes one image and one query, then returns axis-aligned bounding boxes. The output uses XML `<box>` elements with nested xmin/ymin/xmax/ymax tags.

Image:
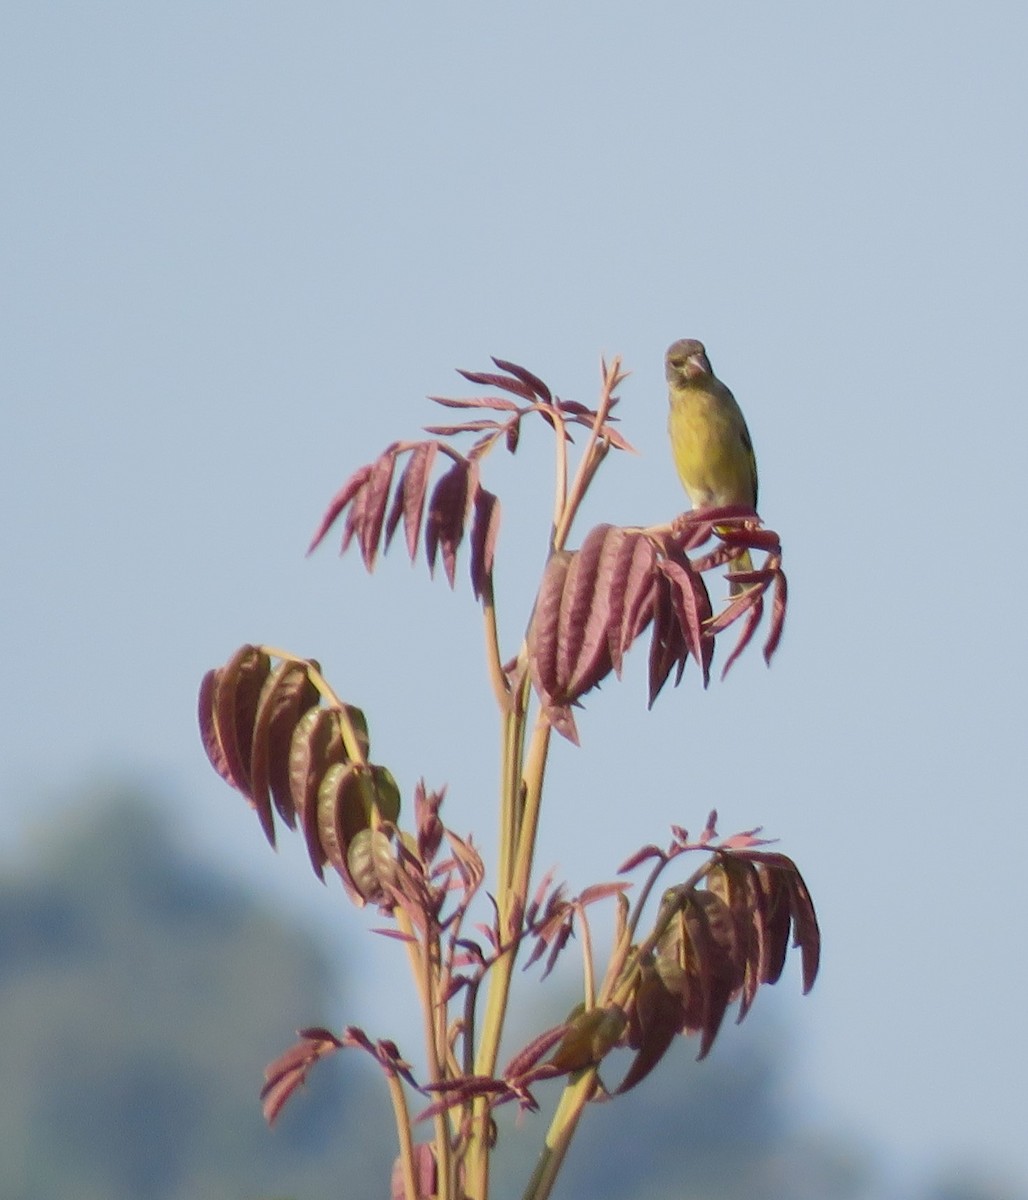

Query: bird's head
<box><xmin>665</xmin><ymin>339</ymin><xmax>712</xmax><ymax>385</ymax></box>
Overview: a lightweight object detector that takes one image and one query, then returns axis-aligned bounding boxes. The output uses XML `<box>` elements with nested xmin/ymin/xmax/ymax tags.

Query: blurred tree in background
<box><xmin>0</xmin><ymin>791</ymin><xmax>1021</xmax><ymax>1200</ymax></box>
<box><xmin>0</xmin><ymin>790</ymin><xmax>373</xmax><ymax>1200</ymax></box>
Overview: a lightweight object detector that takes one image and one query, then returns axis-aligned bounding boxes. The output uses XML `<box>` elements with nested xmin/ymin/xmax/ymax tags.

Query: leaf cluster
<box><xmin>197</xmin><ymin>354</ymin><xmax>814</xmax><ymax>1200</ymax></box>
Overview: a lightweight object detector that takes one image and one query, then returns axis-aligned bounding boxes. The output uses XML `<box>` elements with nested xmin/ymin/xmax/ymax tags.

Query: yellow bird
<box><xmin>665</xmin><ymin>339</ymin><xmax>758</xmax><ymax>593</ymax></box>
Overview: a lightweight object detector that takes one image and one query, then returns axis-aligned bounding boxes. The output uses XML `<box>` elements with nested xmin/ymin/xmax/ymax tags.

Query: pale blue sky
<box><xmin>3</xmin><ymin>3</ymin><xmax>1027</xmax><ymax>1194</ymax></box>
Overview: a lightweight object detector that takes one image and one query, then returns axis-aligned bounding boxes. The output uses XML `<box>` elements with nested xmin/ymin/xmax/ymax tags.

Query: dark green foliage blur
<box><xmin>0</xmin><ymin>791</ymin><xmax>386</xmax><ymax>1200</ymax></box>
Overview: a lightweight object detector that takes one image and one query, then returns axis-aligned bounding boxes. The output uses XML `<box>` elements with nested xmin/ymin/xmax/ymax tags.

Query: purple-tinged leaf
<box><xmin>348</xmin><ymin>827</ymin><xmax>397</xmax><ymax>907</ymax></box>
<box><xmin>425</xmin><ymin>458</ymin><xmax>473</xmax><ymax>587</ymax></box>
<box><xmin>374</xmin><ymin>927</ymin><xmax>418</xmax><ymax>943</ymax></box>
<box><xmin>213</xmin><ymin>645</ymin><xmax>271</xmax><ymax>801</ymax></box>
<box><xmin>781</xmin><ymin>863</ymin><xmax>820</xmax><ymax>992</ymax></box>
<box><xmin>751</xmin><ymin>863</ymin><xmax>791</xmax><ymax>985</ymax></box>
<box><xmin>423</xmin><ymin>420</ymin><xmax>504</xmax><ymax>436</ymax></box>
<box><xmin>470</xmin><ymin>487</ymin><xmax>501</xmax><ymax>601</ymax></box>
<box><xmin>198</xmin><ymin>669</ymin><xmax>233</xmax><ymax>787</ymax></box>
<box><xmin>608</xmin><ymin>533</ymin><xmax>657</xmax><ymax>675</ymax></box>
<box><xmin>647</xmin><ymin>574</ymin><xmax>688</xmax><ymax>706</ymax></box>
<box><xmin>699</xmin><ymin>810</ymin><xmax>718</xmax><ymax>843</ymax></box>
<box><xmin>250</xmin><ymin>660</ymin><xmax>320</xmax><ymax>839</ymax></box>
<box><xmin>542</xmin><ymin>920</ymin><xmax>574</xmax><ymax>979</ymax></box>
<box><xmin>414</xmin><ymin>779</ymin><xmax>445</xmax><ymax>865</ymax></box>
<box><xmin>288</xmin><ymin>707</ymin><xmax>347</xmax><ymax>881</ymax></box>
<box><xmin>353</xmin><ymin>447</ymin><xmax>397</xmax><ymax>570</ymax></box>
<box><xmin>719</xmin><ymin>596</ymin><xmax>764</xmax><ymax>681</ymax></box>
<box><xmin>527</xmin><ymin>550</ymin><xmax>573</xmax><ymax>704</ymax></box>
<box><xmin>307</xmin><ymin>465</ymin><xmax>373</xmax><ymax>555</ymax></box>
<box><xmin>578</xmin><ymin>882</ymin><xmax>630</xmax><ymax>906</ymax></box>
<box><xmin>315</xmin><ymin>762</ymin><xmax>366</xmax><ymax>902</ymax></box>
<box><xmin>491</xmin><ymin>357</ymin><xmax>553</xmax><ymax>403</ymax></box>
<box><xmin>429</xmin><ymin>393</ymin><xmax>521</xmax><ymax>412</ymax></box>
<box><xmin>719</xmin><ymin>525</ymin><xmax>781</xmax><ymax>554</ymax></box>
<box><xmin>616</xmin><ymin>965</ymin><xmax>681</xmax><ymax>1094</ymax></box>
<box><xmin>502</xmin><ymin>1023</ymin><xmax>570</xmax><ymax>1079</ymax></box>
<box><xmin>546</xmin><ymin>703</ymin><xmax>580</xmax><ymax>745</ymax></box>
<box><xmin>391</xmin><ymin>1142</ymin><xmax>437</xmax><ymax>1200</ymax></box>
<box><xmin>763</xmin><ymin>569</ymin><xmax>787</xmax><ymax>664</ymax></box>
<box><xmin>260</xmin><ymin>1028</ymin><xmax>343</xmax><ymax>1126</ymax></box>
<box><xmin>560</xmin><ymin>524</ymin><xmax>620</xmax><ymax>701</ymax></box>
<box><xmin>658</xmin><ymin>552</ymin><xmax>713</xmax><ymax>687</ymax></box>
<box><xmin>555</xmin><ymin>398</ymin><xmax>592</xmax><ymax>418</ymax></box>
<box><xmin>618</xmin><ymin>844</ymin><xmax>665</xmax><ymax>873</ymax></box>
<box><xmin>456</xmin><ymin>367</ymin><xmax>537</xmax><ymax>400</ymax></box>
<box><xmin>385</xmin><ymin>441</ymin><xmax>438</xmax><ymax>562</ymax></box>
<box><xmin>599</xmin><ymin>424</ymin><xmax>635</xmax><ymax>452</ymax></box>
<box><xmin>706</xmin><ymin>861</ymin><xmax>760</xmax><ymax>1021</ymax></box>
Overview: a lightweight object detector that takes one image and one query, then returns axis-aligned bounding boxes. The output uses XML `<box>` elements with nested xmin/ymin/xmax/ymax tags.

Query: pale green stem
<box><xmin>385</xmin><ymin>1068</ymin><xmax>420</xmax><ymax>1200</ymax></box>
<box><xmin>521</xmin><ymin>1070</ymin><xmax>598</xmax><ymax>1200</ymax></box>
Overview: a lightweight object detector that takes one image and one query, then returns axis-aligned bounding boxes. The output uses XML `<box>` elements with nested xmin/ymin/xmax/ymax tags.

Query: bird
<box><xmin>665</xmin><ymin>339</ymin><xmax>758</xmax><ymax>594</ymax></box>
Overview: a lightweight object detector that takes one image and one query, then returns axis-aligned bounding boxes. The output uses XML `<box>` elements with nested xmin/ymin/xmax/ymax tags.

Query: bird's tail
<box><xmin>713</xmin><ymin>536</ymin><xmax>753</xmax><ymax>597</ymax></box>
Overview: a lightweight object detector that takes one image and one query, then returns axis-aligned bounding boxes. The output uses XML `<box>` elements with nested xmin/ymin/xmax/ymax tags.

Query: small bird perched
<box><xmin>665</xmin><ymin>339</ymin><xmax>758</xmax><ymax>593</ymax></box>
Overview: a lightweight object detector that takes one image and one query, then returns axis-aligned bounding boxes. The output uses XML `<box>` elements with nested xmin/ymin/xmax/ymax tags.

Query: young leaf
<box><xmin>490</xmin><ymin>357</ymin><xmax>553</xmax><ymax>404</ymax></box>
<box><xmin>528</xmin><ymin>550</ymin><xmax>573</xmax><ymax>704</ymax></box>
<box><xmin>307</xmin><ymin>465</ymin><xmax>373</xmax><ymax>556</ymax></box>
<box><xmin>470</xmin><ymin>487</ymin><xmax>501</xmax><ymax>601</ymax></box>
<box><xmin>425</xmin><ymin>458</ymin><xmax>474</xmax><ymax>587</ymax></box>
<box><xmin>250</xmin><ymin>660</ymin><xmax>320</xmax><ymax>840</ymax></box>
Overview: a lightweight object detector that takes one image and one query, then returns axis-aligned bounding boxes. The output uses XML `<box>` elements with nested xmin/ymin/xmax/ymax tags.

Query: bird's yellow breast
<box><xmin>667</xmin><ymin>381</ymin><xmax>757</xmax><ymax>510</ymax></box>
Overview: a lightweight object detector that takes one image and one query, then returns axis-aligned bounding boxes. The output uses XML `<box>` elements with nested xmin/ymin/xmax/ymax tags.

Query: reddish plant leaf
<box><xmin>288</xmin><ymin>707</ymin><xmax>348</xmax><ymax>880</ymax></box>
<box><xmin>647</xmin><ymin>573</ymin><xmax>689</xmax><ymax>705</ymax></box>
<box><xmin>469</xmin><ymin>487</ymin><xmax>501</xmax><ymax>601</ymax></box>
<box><xmin>260</xmin><ymin>1028</ymin><xmax>343</xmax><ymax>1126</ymax></box>
<box><xmin>528</xmin><ymin>550</ymin><xmax>573</xmax><ymax>704</ymax></box>
<box><xmin>617</xmin><ymin>964</ymin><xmax>681</xmax><ymax>1094</ymax></box>
<box><xmin>490</xmin><ymin>357</ymin><xmax>553</xmax><ymax>403</ymax></box>
<box><xmin>561</xmin><ymin>524</ymin><xmax>623</xmax><ymax>701</ymax></box>
<box><xmin>307</xmin><ymin>464</ymin><xmax>373</xmax><ymax>555</ymax></box>
<box><xmin>707</xmin><ymin>860</ymin><xmax>761</xmax><ymax>1020</ymax></box>
<box><xmin>688</xmin><ymin>891</ymin><xmax>741</xmax><ymax>1058</ymax></box>
<box><xmin>198</xmin><ymin>669</ymin><xmax>233</xmax><ymax>787</ymax></box>
<box><xmin>577</xmin><ymin>882</ymin><xmax>630</xmax><ymax>906</ymax></box>
<box><xmin>429</xmin><ymin>393</ymin><xmax>521</xmax><ymax>412</ymax></box>
<box><xmin>617</xmin><ymin>844</ymin><xmax>666</xmax><ymax>873</ymax></box>
<box><xmin>763</xmin><ymin>569</ymin><xmax>788</xmax><ymax>664</ymax></box>
<box><xmin>657</xmin><ymin>552</ymin><xmax>713</xmax><ymax>687</ymax></box>
<box><xmin>752</xmin><ymin>863</ymin><xmax>791</xmax><ymax>985</ymax></box>
<box><xmin>782</xmin><ymin>863</ymin><xmax>820</xmax><ymax>992</ymax></box>
<box><xmin>315</xmin><ymin>762</ymin><xmax>362</xmax><ymax>900</ymax></box>
<box><xmin>546</xmin><ymin>703</ymin><xmax>580</xmax><ymax>745</ymax></box>
<box><xmin>425</xmin><ymin>458</ymin><xmax>474</xmax><ymax>586</ymax></box>
<box><xmin>414</xmin><ymin>779</ymin><xmax>445</xmax><ymax>865</ymax></box>
<box><xmin>250</xmin><ymin>660</ymin><xmax>321</xmax><ymax>834</ymax></box>
<box><xmin>384</xmin><ymin>441</ymin><xmax>438</xmax><ymax>561</ymax></box>
<box><xmin>391</xmin><ymin>1142</ymin><xmax>437</xmax><ymax>1200</ymax></box>
<box><xmin>599</xmin><ymin>424</ymin><xmax>634</xmax><ymax>452</ymax></box>
<box><xmin>502</xmin><ymin>1023</ymin><xmax>570</xmax><ymax>1080</ymax></box>
<box><xmin>347</xmin><ymin>827</ymin><xmax>397</xmax><ymax>906</ymax></box>
<box><xmin>719</xmin><ymin>596</ymin><xmax>764</xmax><ymax>680</ymax></box>
<box><xmin>354</xmin><ymin>447</ymin><xmax>398</xmax><ymax>570</ymax></box>
<box><xmin>213</xmin><ymin>645</ymin><xmax>271</xmax><ymax>801</ymax></box>
<box><xmin>456</xmin><ymin>366</ymin><xmax>538</xmax><ymax>401</ymax></box>
<box><xmin>608</xmin><ymin>533</ymin><xmax>657</xmax><ymax>675</ymax></box>
<box><xmin>718</xmin><ymin>525</ymin><xmax>781</xmax><ymax>554</ymax></box>
<box><xmin>423</xmin><ymin>420</ymin><xmax>504</xmax><ymax>436</ymax></box>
